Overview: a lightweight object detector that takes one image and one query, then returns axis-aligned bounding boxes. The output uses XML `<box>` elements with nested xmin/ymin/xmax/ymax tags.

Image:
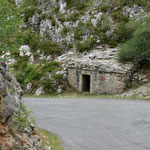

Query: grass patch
<box><xmin>38</xmin><ymin>128</ymin><xmax>64</xmax><ymax>150</ymax></box>
<box><xmin>23</xmin><ymin>92</ymin><xmax>150</xmax><ymax>100</ymax></box>
<box><xmin>30</xmin><ymin>118</ymin><xmax>64</xmax><ymax>150</ymax></box>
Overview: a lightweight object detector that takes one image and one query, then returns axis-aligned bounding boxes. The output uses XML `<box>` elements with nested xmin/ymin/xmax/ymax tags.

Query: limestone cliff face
<box><xmin>0</xmin><ymin>61</ymin><xmax>42</xmax><ymax>150</ymax></box>
<box><xmin>28</xmin><ymin>0</ymin><xmax>145</xmax><ymax>49</ymax></box>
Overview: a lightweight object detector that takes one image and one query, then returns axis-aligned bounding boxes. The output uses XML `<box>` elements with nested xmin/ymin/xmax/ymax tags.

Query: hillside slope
<box><xmin>1</xmin><ymin>0</ymin><xmax>150</xmax><ymax>96</ymax></box>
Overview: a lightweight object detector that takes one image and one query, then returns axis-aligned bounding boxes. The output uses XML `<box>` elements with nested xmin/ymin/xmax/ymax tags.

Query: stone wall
<box><xmin>68</xmin><ymin>68</ymin><xmax>128</xmax><ymax>94</ymax></box>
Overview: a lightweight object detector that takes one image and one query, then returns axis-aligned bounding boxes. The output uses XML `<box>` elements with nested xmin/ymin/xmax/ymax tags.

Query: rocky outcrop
<box><xmin>120</xmin><ymin>83</ymin><xmax>150</xmax><ymax>98</ymax></box>
<box><xmin>0</xmin><ymin>61</ymin><xmax>42</xmax><ymax>150</ymax></box>
<box><xmin>27</xmin><ymin>0</ymin><xmax>145</xmax><ymax>50</ymax></box>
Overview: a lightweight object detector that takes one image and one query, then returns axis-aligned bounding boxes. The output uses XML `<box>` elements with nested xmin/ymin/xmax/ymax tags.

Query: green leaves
<box><xmin>76</xmin><ymin>38</ymin><xmax>96</xmax><ymax>53</ymax></box>
<box><xmin>15</xmin><ymin>105</ymin><xmax>32</xmax><ymax>132</ymax></box>
<box><xmin>118</xmin><ymin>16</ymin><xmax>150</xmax><ymax>64</ymax></box>
<box><xmin>0</xmin><ymin>0</ymin><xmax>22</xmax><ymax>54</ymax></box>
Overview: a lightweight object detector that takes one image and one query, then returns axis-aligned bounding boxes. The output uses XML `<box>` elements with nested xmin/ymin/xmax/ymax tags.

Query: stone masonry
<box><xmin>67</xmin><ymin>45</ymin><xmax>133</xmax><ymax>94</ymax></box>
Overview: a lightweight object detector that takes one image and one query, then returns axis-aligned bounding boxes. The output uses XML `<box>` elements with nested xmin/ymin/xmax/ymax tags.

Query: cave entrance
<box><xmin>82</xmin><ymin>75</ymin><xmax>91</xmax><ymax>92</ymax></box>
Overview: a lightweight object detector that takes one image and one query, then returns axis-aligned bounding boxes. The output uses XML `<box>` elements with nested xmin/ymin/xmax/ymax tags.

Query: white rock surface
<box><xmin>91</xmin><ymin>12</ymin><xmax>103</xmax><ymax>26</ymax></box>
<box><xmin>123</xmin><ymin>5</ymin><xmax>144</xmax><ymax>18</ymax></box>
<box><xmin>29</xmin><ymin>55</ymin><xmax>34</xmax><ymax>63</ymax></box>
<box><xmin>26</xmin><ymin>83</ymin><xmax>32</xmax><ymax>92</ymax></box>
<box><xmin>19</xmin><ymin>45</ymin><xmax>31</xmax><ymax>56</ymax></box>
<box><xmin>15</xmin><ymin>0</ymin><xmax>22</xmax><ymax>6</ymax></box>
<box><xmin>67</xmin><ymin>46</ymin><xmax>133</xmax><ymax>74</ymax></box>
<box><xmin>120</xmin><ymin>84</ymin><xmax>150</xmax><ymax>98</ymax></box>
<box><xmin>59</xmin><ymin>0</ymin><xmax>66</xmax><ymax>14</ymax></box>
<box><xmin>35</xmin><ymin>87</ymin><xmax>44</xmax><ymax>96</ymax></box>
<box><xmin>57</xmin><ymin>87</ymin><xmax>62</xmax><ymax>94</ymax></box>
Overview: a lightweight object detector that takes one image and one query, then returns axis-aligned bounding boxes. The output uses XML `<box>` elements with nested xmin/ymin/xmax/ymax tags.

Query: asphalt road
<box><xmin>23</xmin><ymin>98</ymin><xmax>150</xmax><ymax>150</ymax></box>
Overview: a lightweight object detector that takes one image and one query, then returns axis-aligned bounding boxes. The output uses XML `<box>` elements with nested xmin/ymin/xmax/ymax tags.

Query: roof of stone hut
<box><xmin>67</xmin><ymin>46</ymin><xmax>133</xmax><ymax>74</ymax></box>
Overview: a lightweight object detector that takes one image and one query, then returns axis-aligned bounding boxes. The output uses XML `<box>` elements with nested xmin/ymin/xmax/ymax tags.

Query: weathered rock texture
<box><xmin>67</xmin><ymin>46</ymin><xmax>133</xmax><ymax>94</ymax></box>
<box><xmin>0</xmin><ymin>61</ymin><xmax>42</xmax><ymax>150</ymax></box>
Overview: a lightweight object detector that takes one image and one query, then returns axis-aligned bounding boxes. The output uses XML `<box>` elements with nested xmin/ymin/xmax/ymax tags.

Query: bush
<box><xmin>38</xmin><ymin>41</ymin><xmax>62</xmax><ymax>55</ymax></box>
<box><xmin>16</xmin><ymin>73</ymin><xmax>25</xmax><ymax>88</ymax></box>
<box><xmin>74</xmin><ymin>29</ymin><xmax>83</xmax><ymax>40</ymax></box>
<box><xmin>65</xmin><ymin>0</ymin><xmax>91</xmax><ymax>10</ymax></box>
<box><xmin>118</xmin><ymin>16</ymin><xmax>150</xmax><ymax>64</ymax></box>
<box><xmin>68</xmin><ymin>43</ymin><xmax>73</xmax><ymax>49</ymax></box>
<box><xmin>40</xmin><ymin>14</ymin><xmax>48</xmax><ymax>20</ymax></box>
<box><xmin>60</xmin><ymin>26</ymin><xmax>69</xmax><ymax>36</ymax></box>
<box><xmin>23</xmin><ymin>6</ymin><xmax>36</xmax><ymax>22</ymax></box>
<box><xmin>51</xmin><ymin>18</ymin><xmax>56</xmax><ymax>26</ymax></box>
<box><xmin>53</xmin><ymin>74</ymin><xmax>63</xmax><ymax>84</ymax></box>
<box><xmin>76</xmin><ymin>38</ymin><xmax>96</xmax><ymax>52</ymax></box>
<box><xmin>15</xmin><ymin>105</ymin><xmax>32</xmax><ymax>132</ymax></box>
<box><xmin>37</xmin><ymin>9</ymin><xmax>42</xmax><ymax>14</ymax></box>
<box><xmin>101</xmin><ymin>5</ymin><xmax>109</xmax><ymax>12</ymax></box>
<box><xmin>67</xmin><ymin>12</ymin><xmax>79</xmax><ymax>22</ymax></box>
<box><xmin>41</xmin><ymin>61</ymin><xmax>60</xmax><ymax>72</ymax></box>
<box><xmin>58</xmin><ymin>14</ymin><xmax>66</xmax><ymax>22</ymax></box>
<box><xmin>114</xmin><ymin>21</ymin><xmax>133</xmax><ymax>43</ymax></box>
<box><xmin>42</xmin><ymin>79</ymin><xmax>53</xmax><ymax>92</ymax></box>
<box><xmin>16</xmin><ymin>64</ymin><xmax>42</xmax><ymax>88</ymax></box>
<box><xmin>28</xmin><ymin>31</ymin><xmax>40</xmax><ymax>51</ymax></box>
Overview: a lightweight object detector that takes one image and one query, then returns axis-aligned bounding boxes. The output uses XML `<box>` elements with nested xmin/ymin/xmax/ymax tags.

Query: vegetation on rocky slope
<box><xmin>0</xmin><ymin>0</ymin><xmax>22</xmax><ymax>57</ymax></box>
<box><xmin>118</xmin><ymin>16</ymin><xmax>150</xmax><ymax>65</ymax></box>
<box><xmin>1</xmin><ymin>0</ymin><xmax>150</xmax><ymax>95</ymax></box>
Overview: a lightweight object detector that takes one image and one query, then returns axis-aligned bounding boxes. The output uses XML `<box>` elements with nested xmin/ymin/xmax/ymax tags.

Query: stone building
<box><xmin>67</xmin><ymin>46</ymin><xmax>133</xmax><ymax>94</ymax></box>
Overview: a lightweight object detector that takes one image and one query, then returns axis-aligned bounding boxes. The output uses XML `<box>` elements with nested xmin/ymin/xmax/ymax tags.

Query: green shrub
<box><xmin>37</xmin><ymin>9</ymin><xmax>42</xmax><ymax>14</ymax></box>
<box><xmin>101</xmin><ymin>5</ymin><xmax>109</xmax><ymax>12</ymax></box>
<box><xmin>58</xmin><ymin>14</ymin><xmax>66</xmax><ymax>22</ymax></box>
<box><xmin>41</xmin><ymin>62</ymin><xmax>60</xmax><ymax>72</ymax></box>
<box><xmin>53</xmin><ymin>6</ymin><xmax>60</xmax><ymax>14</ymax></box>
<box><xmin>51</xmin><ymin>18</ymin><xmax>56</xmax><ymax>26</ymax></box>
<box><xmin>76</xmin><ymin>38</ymin><xmax>96</xmax><ymax>52</ymax></box>
<box><xmin>67</xmin><ymin>12</ymin><xmax>79</xmax><ymax>22</ymax></box>
<box><xmin>23</xmin><ymin>6</ymin><xmax>36</xmax><ymax>22</ymax></box>
<box><xmin>118</xmin><ymin>16</ymin><xmax>150</xmax><ymax>65</ymax></box>
<box><xmin>53</xmin><ymin>74</ymin><xmax>63</xmax><ymax>84</ymax></box>
<box><xmin>68</xmin><ymin>43</ymin><xmax>73</xmax><ymax>49</ymax></box>
<box><xmin>28</xmin><ymin>31</ymin><xmax>41</xmax><ymax>51</ymax></box>
<box><xmin>38</xmin><ymin>41</ymin><xmax>62</xmax><ymax>55</ymax></box>
<box><xmin>65</xmin><ymin>0</ymin><xmax>91</xmax><ymax>10</ymax></box>
<box><xmin>74</xmin><ymin>29</ymin><xmax>83</xmax><ymax>40</ymax></box>
<box><xmin>15</xmin><ymin>105</ymin><xmax>32</xmax><ymax>132</ymax></box>
<box><xmin>114</xmin><ymin>21</ymin><xmax>133</xmax><ymax>43</ymax></box>
<box><xmin>40</xmin><ymin>14</ymin><xmax>48</xmax><ymax>20</ymax></box>
<box><xmin>111</xmin><ymin>11</ymin><xmax>121</xmax><ymax>21</ymax></box>
<box><xmin>24</xmin><ymin>65</ymin><xmax>42</xmax><ymax>84</ymax></box>
<box><xmin>42</xmin><ymin>79</ymin><xmax>53</xmax><ymax>92</ymax></box>
<box><xmin>16</xmin><ymin>64</ymin><xmax>42</xmax><ymax>87</ymax></box>
<box><xmin>16</xmin><ymin>73</ymin><xmax>25</xmax><ymax>88</ymax></box>
<box><xmin>96</xmin><ymin>14</ymin><xmax>110</xmax><ymax>33</ymax></box>
<box><xmin>22</xmin><ymin>0</ymin><xmax>38</xmax><ymax>7</ymax></box>
<box><xmin>60</xmin><ymin>26</ymin><xmax>70</xmax><ymax>36</ymax></box>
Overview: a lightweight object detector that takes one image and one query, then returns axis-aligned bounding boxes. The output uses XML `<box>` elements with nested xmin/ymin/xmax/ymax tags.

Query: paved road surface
<box><xmin>23</xmin><ymin>98</ymin><xmax>150</xmax><ymax>150</ymax></box>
